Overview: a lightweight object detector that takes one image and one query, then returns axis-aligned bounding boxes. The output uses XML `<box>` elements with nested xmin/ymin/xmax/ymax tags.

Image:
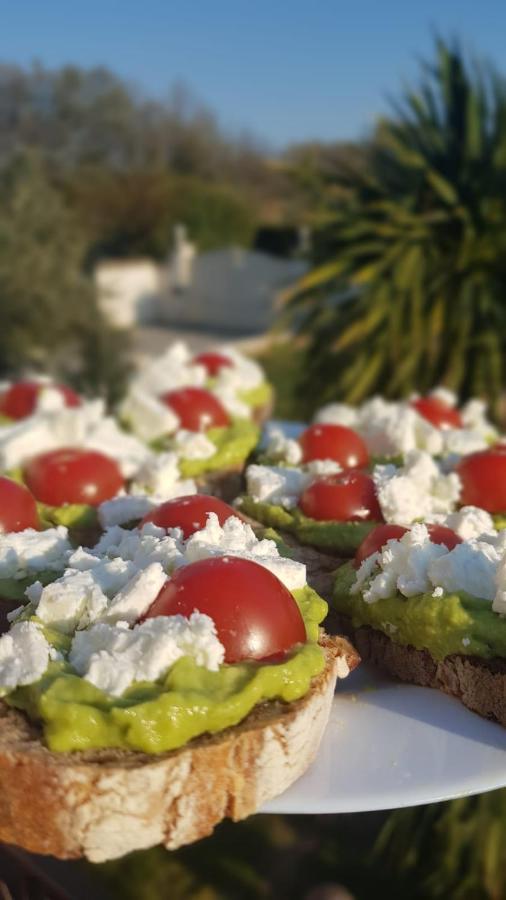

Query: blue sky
<box><xmin>3</xmin><ymin>0</ymin><xmax>506</xmax><ymax>146</ymax></box>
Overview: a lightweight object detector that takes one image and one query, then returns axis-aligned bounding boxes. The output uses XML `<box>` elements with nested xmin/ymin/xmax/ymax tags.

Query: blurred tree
<box><xmin>0</xmin><ymin>153</ymin><xmax>131</xmax><ymax>403</ymax></box>
<box><xmin>284</xmin><ymin>39</ymin><xmax>506</xmax><ymax>418</ymax></box>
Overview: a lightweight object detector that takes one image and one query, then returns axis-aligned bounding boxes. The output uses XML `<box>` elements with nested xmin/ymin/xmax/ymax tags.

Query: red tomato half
<box><xmin>456</xmin><ymin>449</ymin><xmax>506</xmax><ymax>513</ymax></box>
<box><xmin>142</xmin><ymin>494</ymin><xmax>238</xmax><ymax>538</ymax></box>
<box><xmin>299</xmin><ymin>424</ymin><xmax>369</xmax><ymax>469</ymax></box>
<box><xmin>23</xmin><ymin>448</ymin><xmax>124</xmax><ymax>507</ymax></box>
<box><xmin>0</xmin><ymin>381</ymin><xmax>80</xmax><ymax>420</ymax></box>
<box><xmin>299</xmin><ymin>471</ymin><xmax>382</xmax><ymax>523</ymax></box>
<box><xmin>411</xmin><ymin>396</ymin><xmax>462</xmax><ymax>429</ymax></box>
<box><xmin>0</xmin><ymin>477</ymin><xmax>40</xmax><ymax>533</ymax></box>
<box><xmin>193</xmin><ymin>352</ymin><xmax>233</xmax><ymax>377</ymax></box>
<box><xmin>355</xmin><ymin>524</ymin><xmax>409</xmax><ymax>566</ymax></box>
<box><xmin>160</xmin><ymin>387</ymin><xmax>230</xmax><ymax>431</ymax></box>
<box><xmin>426</xmin><ymin>525</ymin><xmax>462</xmax><ymax>551</ymax></box>
<box><xmin>144</xmin><ymin>556</ymin><xmax>307</xmax><ymax>663</ymax></box>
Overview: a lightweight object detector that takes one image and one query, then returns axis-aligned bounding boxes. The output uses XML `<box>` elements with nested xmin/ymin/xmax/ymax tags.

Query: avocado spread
<box><xmin>7</xmin><ymin>586</ymin><xmax>328</xmax><ymax>754</ymax></box>
<box><xmin>177</xmin><ymin>419</ymin><xmax>259</xmax><ymax>477</ymax></box>
<box><xmin>239</xmin><ymin>381</ymin><xmax>273</xmax><ymax>410</ymax></box>
<box><xmin>240</xmin><ymin>496</ymin><xmax>375</xmax><ymax>555</ymax></box>
<box><xmin>333</xmin><ymin>561</ymin><xmax>506</xmax><ymax>661</ymax></box>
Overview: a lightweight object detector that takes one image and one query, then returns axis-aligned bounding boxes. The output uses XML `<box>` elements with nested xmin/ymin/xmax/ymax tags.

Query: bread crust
<box><xmin>0</xmin><ymin>634</ymin><xmax>358</xmax><ymax>862</ymax></box>
<box><xmin>338</xmin><ymin>617</ymin><xmax>506</xmax><ymax>727</ymax></box>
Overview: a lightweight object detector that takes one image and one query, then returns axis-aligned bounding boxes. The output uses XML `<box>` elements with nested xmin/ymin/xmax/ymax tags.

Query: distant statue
<box><xmin>170</xmin><ymin>224</ymin><xmax>196</xmax><ymax>292</ymax></box>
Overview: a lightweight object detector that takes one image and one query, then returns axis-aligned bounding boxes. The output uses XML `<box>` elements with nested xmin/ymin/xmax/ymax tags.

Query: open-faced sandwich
<box><xmin>0</xmin><ymin>503</ymin><xmax>358</xmax><ymax>861</ymax></box>
<box><xmin>314</xmin><ymin>388</ymin><xmax>497</xmax><ymax>462</ymax></box>
<box><xmin>332</xmin><ymin>518</ymin><xmax>506</xmax><ymax>726</ymax></box>
<box><xmin>119</xmin><ymin>342</ymin><xmax>273</xmax><ymax>498</ymax></box>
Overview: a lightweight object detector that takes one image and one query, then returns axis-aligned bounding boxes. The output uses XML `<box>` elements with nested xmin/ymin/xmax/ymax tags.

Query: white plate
<box><xmin>262</xmin><ymin>663</ymin><xmax>506</xmax><ymax>814</ymax></box>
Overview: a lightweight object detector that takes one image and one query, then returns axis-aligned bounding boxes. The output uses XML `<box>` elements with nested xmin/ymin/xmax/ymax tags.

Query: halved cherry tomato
<box><xmin>355</xmin><ymin>524</ymin><xmax>409</xmax><ymax>566</ymax></box>
<box><xmin>144</xmin><ymin>556</ymin><xmax>306</xmax><ymax>663</ymax></box>
<box><xmin>411</xmin><ymin>396</ymin><xmax>462</xmax><ymax>429</ymax></box>
<box><xmin>193</xmin><ymin>352</ymin><xmax>233</xmax><ymax>377</ymax></box>
<box><xmin>23</xmin><ymin>448</ymin><xmax>124</xmax><ymax>507</ymax></box>
<box><xmin>0</xmin><ymin>477</ymin><xmax>40</xmax><ymax>533</ymax></box>
<box><xmin>160</xmin><ymin>387</ymin><xmax>230</xmax><ymax>431</ymax></box>
<box><xmin>457</xmin><ymin>449</ymin><xmax>506</xmax><ymax>513</ymax></box>
<box><xmin>354</xmin><ymin>522</ymin><xmax>461</xmax><ymax>567</ymax></box>
<box><xmin>0</xmin><ymin>381</ymin><xmax>80</xmax><ymax>420</ymax></box>
<box><xmin>299</xmin><ymin>471</ymin><xmax>382</xmax><ymax>522</ymax></box>
<box><xmin>426</xmin><ymin>525</ymin><xmax>462</xmax><ymax>551</ymax></box>
<box><xmin>299</xmin><ymin>423</ymin><xmax>369</xmax><ymax>469</ymax></box>
<box><xmin>141</xmin><ymin>495</ymin><xmax>237</xmax><ymax>538</ymax></box>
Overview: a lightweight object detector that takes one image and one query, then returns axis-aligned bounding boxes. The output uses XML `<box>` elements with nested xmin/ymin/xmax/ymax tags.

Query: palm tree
<box><xmin>285</xmin><ymin>39</ymin><xmax>506</xmax><ymax>418</ymax></box>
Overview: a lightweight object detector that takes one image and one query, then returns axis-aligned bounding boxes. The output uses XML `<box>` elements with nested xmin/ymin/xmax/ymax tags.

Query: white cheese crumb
<box><xmin>0</xmin><ymin>622</ymin><xmax>52</xmax><ymax>691</ymax></box>
<box><xmin>462</xmin><ymin>637</ymin><xmax>471</xmax><ymax>647</ymax></box>
<box><xmin>130</xmin><ymin>451</ymin><xmax>197</xmax><ymax>499</ymax></box>
<box><xmin>373</xmin><ymin>450</ymin><xmax>461</xmax><ymax>525</ymax></box>
<box><xmin>0</xmin><ymin>526</ymin><xmax>72</xmax><ymax>580</ymax></box>
<box><xmin>245</xmin><ymin>464</ymin><xmax>310</xmax><ymax>509</ymax></box>
<box><xmin>69</xmin><ymin>613</ymin><xmax>225</xmax><ymax>696</ymax></box>
<box><xmin>264</xmin><ymin>426</ymin><xmax>303</xmax><ymax>465</ymax></box>
<box><xmin>98</xmin><ymin>495</ymin><xmax>160</xmax><ymax>528</ymax></box>
<box><xmin>438</xmin><ymin>507</ymin><xmax>495</xmax><ymax>541</ymax></box>
<box><xmin>183</xmin><ymin>513</ymin><xmax>307</xmax><ymax>590</ymax></box>
<box><xmin>172</xmin><ymin>429</ymin><xmax>216</xmax><ymax>460</ymax></box>
<box><xmin>119</xmin><ymin>387</ymin><xmax>180</xmax><ymax>442</ymax></box>
<box><xmin>100</xmin><ymin>562</ymin><xmax>167</xmax><ymax>625</ymax></box>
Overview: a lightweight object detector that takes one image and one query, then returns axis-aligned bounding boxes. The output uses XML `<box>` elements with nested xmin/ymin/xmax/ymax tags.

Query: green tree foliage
<box><xmin>0</xmin><ymin>153</ymin><xmax>131</xmax><ymax>403</ymax></box>
<box><xmin>285</xmin><ymin>40</ymin><xmax>506</xmax><ymax>418</ymax></box>
<box><xmin>68</xmin><ymin>168</ymin><xmax>256</xmax><ymax>261</ymax></box>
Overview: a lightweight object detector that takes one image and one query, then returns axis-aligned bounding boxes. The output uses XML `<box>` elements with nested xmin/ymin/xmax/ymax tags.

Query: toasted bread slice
<box><xmin>338</xmin><ymin>617</ymin><xmax>506</xmax><ymax>727</ymax></box>
<box><xmin>0</xmin><ymin>634</ymin><xmax>358</xmax><ymax>863</ymax></box>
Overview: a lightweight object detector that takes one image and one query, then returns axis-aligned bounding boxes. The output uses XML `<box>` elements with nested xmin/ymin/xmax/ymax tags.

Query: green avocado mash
<box><xmin>7</xmin><ymin>586</ymin><xmax>327</xmax><ymax>754</ymax></box>
<box><xmin>239</xmin><ymin>381</ymin><xmax>273</xmax><ymax>410</ymax></box>
<box><xmin>333</xmin><ymin>561</ymin><xmax>506</xmax><ymax>661</ymax></box>
<box><xmin>240</xmin><ymin>496</ymin><xmax>375</xmax><ymax>555</ymax></box>
<box><xmin>493</xmin><ymin>515</ymin><xmax>506</xmax><ymax>531</ymax></box>
<box><xmin>177</xmin><ymin>419</ymin><xmax>259</xmax><ymax>478</ymax></box>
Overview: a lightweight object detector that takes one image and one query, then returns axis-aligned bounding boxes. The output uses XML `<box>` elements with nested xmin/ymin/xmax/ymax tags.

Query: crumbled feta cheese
<box><xmin>211</xmin><ymin>382</ymin><xmax>250</xmax><ymax>419</ymax></box>
<box><xmin>306</xmin><ymin>459</ymin><xmax>342</xmax><ymax>476</ymax></box>
<box><xmin>69</xmin><ymin>613</ymin><xmax>225</xmax><ymax>696</ymax></box>
<box><xmin>213</xmin><ymin>347</ymin><xmax>264</xmax><ymax>390</ymax></box>
<box><xmin>0</xmin><ymin>622</ymin><xmax>53</xmax><ymax>690</ymax></box>
<box><xmin>31</xmin><ymin>559</ymin><xmax>138</xmax><ymax>632</ymax></box>
<box><xmin>119</xmin><ymin>387</ymin><xmax>180</xmax><ymax>442</ymax></box>
<box><xmin>353</xmin><ymin>523</ymin><xmax>505</xmax><ymax>613</ymax></box>
<box><xmin>430</xmin><ymin>541</ymin><xmax>500</xmax><ymax>601</ymax></box>
<box><xmin>130</xmin><ymin>451</ymin><xmax>196</xmax><ymax>500</ymax></box>
<box><xmin>92</xmin><ymin>523</ymin><xmax>183</xmax><ymax>571</ymax></box>
<box><xmin>373</xmin><ymin>450</ymin><xmax>461</xmax><ymax>525</ymax></box>
<box><xmin>264</xmin><ymin>426</ymin><xmax>303</xmax><ymax>465</ymax></box>
<box><xmin>183</xmin><ymin>513</ymin><xmax>306</xmax><ymax>590</ymax></box>
<box><xmin>429</xmin><ymin>386</ymin><xmax>458</xmax><ymax>408</ymax></box>
<box><xmin>35</xmin><ymin>386</ymin><xmax>68</xmax><ymax>414</ymax></box>
<box><xmin>462</xmin><ymin>637</ymin><xmax>471</xmax><ymax>647</ymax></box>
<box><xmin>314</xmin><ymin>394</ymin><xmax>497</xmax><ymax>458</ymax></box>
<box><xmin>172</xmin><ymin>429</ymin><xmax>216</xmax><ymax>460</ymax></box>
<box><xmin>0</xmin><ymin>418</ymin><xmax>58</xmax><ymax>470</ymax></box>
<box><xmin>0</xmin><ymin>526</ymin><xmax>71</xmax><ymax>580</ymax></box>
<box><xmin>493</xmin><ymin>557</ymin><xmax>506</xmax><ymax>615</ymax></box>
<box><xmin>314</xmin><ymin>403</ymin><xmax>359</xmax><ymax>429</ymax></box>
<box><xmin>353</xmin><ymin>524</ymin><xmax>448</xmax><ymax>603</ymax></box>
<box><xmin>441</xmin><ymin>428</ymin><xmax>489</xmax><ymax>456</ymax></box>
<box><xmin>438</xmin><ymin>506</ymin><xmax>495</xmax><ymax>541</ymax></box>
<box><xmin>132</xmin><ymin>341</ymin><xmax>207</xmax><ymax>396</ymax></box>
<box><xmin>98</xmin><ymin>495</ymin><xmax>158</xmax><ymax>528</ymax></box>
<box><xmin>246</xmin><ymin>464</ymin><xmax>310</xmax><ymax>509</ymax></box>
<box><xmin>100</xmin><ymin>562</ymin><xmax>167</xmax><ymax>625</ymax></box>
